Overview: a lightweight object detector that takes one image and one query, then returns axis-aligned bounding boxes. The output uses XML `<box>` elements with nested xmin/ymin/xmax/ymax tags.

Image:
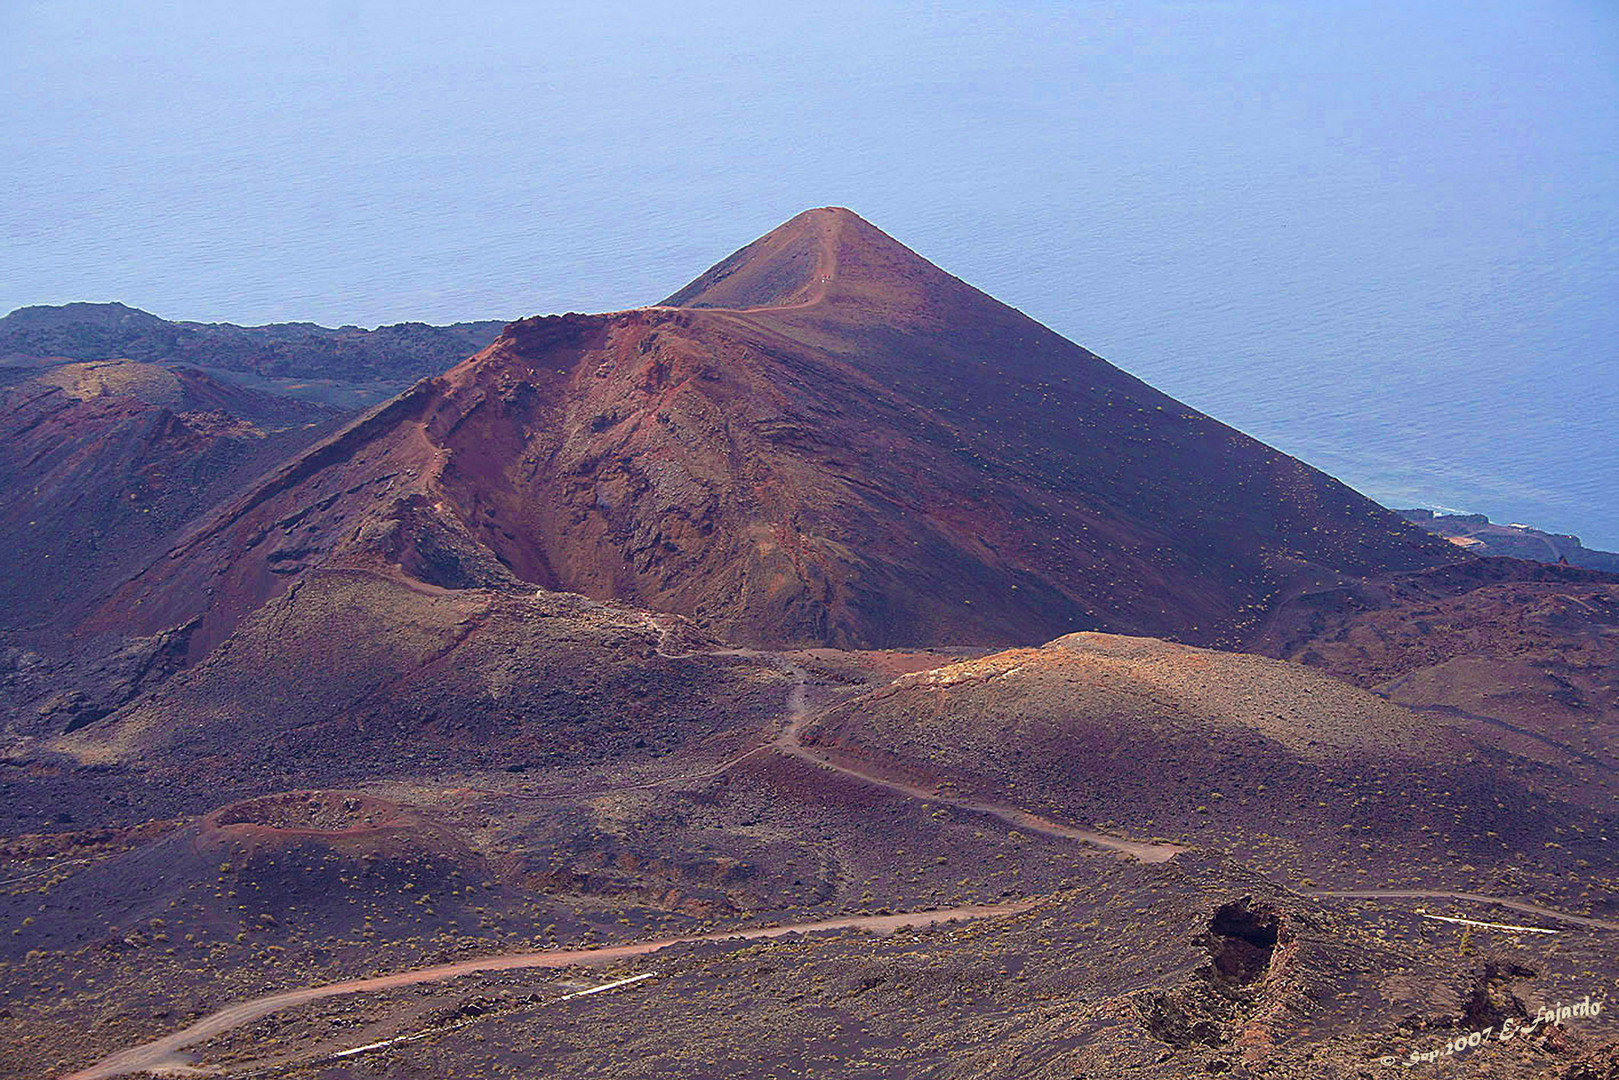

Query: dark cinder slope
<box><xmin>0</xmin><ymin>301</ymin><xmax>503</xmax><ymax>385</ymax></box>
<box><xmin>58</xmin><ymin>571</ymin><xmax>778</xmax><ymax>798</ymax></box>
<box><xmin>1251</xmin><ymin>555</ymin><xmax>1619</xmax><ymax>803</ymax></box>
<box><xmin>0</xmin><ymin>361</ymin><xmax>342</xmax><ymax>633</ymax></box>
<box><xmin>94</xmin><ymin>208</ymin><xmax>1458</xmax><ymax>653</ymax></box>
<box><xmin>659</xmin><ymin>212</ymin><xmax>831</xmax><ymax>309</ymax></box>
<box><xmin>799</xmin><ymin>631</ymin><xmax>1615</xmax><ymax>902</ymax></box>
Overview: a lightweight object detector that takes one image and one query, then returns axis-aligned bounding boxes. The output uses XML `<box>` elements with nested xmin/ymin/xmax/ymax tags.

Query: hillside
<box><xmin>7</xmin><ymin>212</ymin><xmax>1614</xmax><ymax>1080</ymax></box>
<box><xmin>1250</xmin><ymin>556</ymin><xmax>1619</xmax><ymax>801</ymax></box>
<box><xmin>0</xmin><ymin>362</ymin><xmax>341</xmax><ymax>636</ymax></box>
<box><xmin>799</xmin><ymin>632</ymin><xmax>1616</xmax><ymax>905</ymax></box>
<box><xmin>0</xmin><ymin>302</ymin><xmax>503</xmax><ymax>387</ymax></box>
<box><xmin>93</xmin><ymin>208</ymin><xmax>1459</xmax><ymax>655</ymax></box>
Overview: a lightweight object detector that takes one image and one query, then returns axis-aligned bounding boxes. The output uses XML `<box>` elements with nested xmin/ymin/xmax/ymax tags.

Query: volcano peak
<box><xmin>659</xmin><ymin>206</ymin><xmax>853</xmax><ymax>311</ymax></box>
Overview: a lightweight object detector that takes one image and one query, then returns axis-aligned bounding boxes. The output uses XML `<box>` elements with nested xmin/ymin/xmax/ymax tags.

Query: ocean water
<box><xmin>4</xmin><ymin>1</ymin><xmax>1616</xmax><ymax>546</ymax></box>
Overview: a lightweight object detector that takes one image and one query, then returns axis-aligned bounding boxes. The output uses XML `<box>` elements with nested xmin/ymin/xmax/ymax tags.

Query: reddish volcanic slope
<box><xmin>0</xmin><ymin>361</ymin><xmax>340</xmax><ymax>634</ymax></box>
<box><xmin>101</xmin><ymin>209</ymin><xmax>1458</xmax><ymax>651</ymax></box>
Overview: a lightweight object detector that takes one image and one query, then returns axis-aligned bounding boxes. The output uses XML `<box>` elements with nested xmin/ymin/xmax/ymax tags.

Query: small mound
<box><xmin>207</xmin><ymin>791</ymin><xmax>406</xmax><ymax>834</ymax></box>
<box><xmin>192</xmin><ymin>789</ymin><xmax>449</xmax><ymax>863</ymax></box>
<box><xmin>883</xmin><ymin>632</ymin><xmax>1434</xmax><ymax>758</ymax></box>
<box><xmin>36</xmin><ymin>360</ymin><xmax>185</xmax><ymax>408</ymax></box>
<box><xmin>0</xmin><ymin>789</ymin><xmax>499</xmax><ymax>967</ymax></box>
<box><xmin>801</xmin><ymin>631</ymin><xmax>1600</xmax><ymax>883</ymax></box>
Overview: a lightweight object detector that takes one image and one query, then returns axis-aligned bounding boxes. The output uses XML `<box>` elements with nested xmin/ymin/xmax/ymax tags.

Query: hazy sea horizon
<box><xmin>4</xmin><ymin>1</ymin><xmax>1615</xmax><ymax>546</ymax></box>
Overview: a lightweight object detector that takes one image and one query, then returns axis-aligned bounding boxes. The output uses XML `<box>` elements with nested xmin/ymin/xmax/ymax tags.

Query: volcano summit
<box><xmin>98</xmin><ymin>208</ymin><xmax>1456</xmax><ymax>656</ymax></box>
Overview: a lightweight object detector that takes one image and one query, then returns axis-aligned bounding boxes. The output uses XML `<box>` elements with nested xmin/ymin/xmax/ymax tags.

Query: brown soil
<box><xmin>801</xmin><ymin>631</ymin><xmax>1616</xmax><ymax>909</ymax></box>
<box><xmin>207</xmin><ymin>792</ymin><xmax>412</xmax><ymax>837</ymax></box>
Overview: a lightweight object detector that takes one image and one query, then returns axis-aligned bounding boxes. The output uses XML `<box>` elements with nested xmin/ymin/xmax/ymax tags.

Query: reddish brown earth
<box><xmin>10</xmin><ymin>631</ymin><xmax>1618</xmax><ymax>1079</ymax></box>
<box><xmin>37</xmin><ymin>570</ymin><xmax>784</xmax><ymax>818</ymax></box>
<box><xmin>1250</xmin><ymin>557</ymin><xmax>1619</xmax><ymax>807</ymax></box>
<box><xmin>3</xmin><ymin>211</ymin><xmax>1616</xmax><ymax>1080</ymax></box>
<box><xmin>92</xmin><ymin>208</ymin><xmax>1459</xmax><ymax>658</ymax></box>
<box><xmin>800</xmin><ymin>632</ymin><xmax>1617</xmax><ymax>916</ymax></box>
<box><xmin>0</xmin><ymin>361</ymin><xmax>341</xmax><ymax>636</ymax></box>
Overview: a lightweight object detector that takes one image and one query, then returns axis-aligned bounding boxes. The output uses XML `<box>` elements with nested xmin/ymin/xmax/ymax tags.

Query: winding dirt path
<box><xmin>58</xmin><ymin>634</ymin><xmax>1612</xmax><ymax>1079</ymax></box>
<box><xmin>643</xmin><ymin>629</ymin><xmax>1182</xmax><ymax>862</ymax></box>
<box><xmin>1304</xmin><ymin>889</ymin><xmax>1619</xmax><ymax>931</ymax></box>
<box><xmin>482</xmin><ymin>631</ymin><xmax>1608</xmax><ymax>921</ymax></box>
<box><xmin>58</xmin><ymin>902</ymin><xmax>1034</xmax><ymax>1080</ymax></box>
<box><xmin>767</xmin><ymin>674</ymin><xmax>1184</xmax><ymax>864</ymax></box>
